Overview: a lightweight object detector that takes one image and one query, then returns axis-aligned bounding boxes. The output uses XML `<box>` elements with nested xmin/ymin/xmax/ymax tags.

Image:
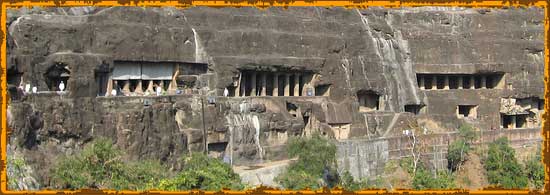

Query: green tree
<box><xmin>447</xmin><ymin>124</ymin><xmax>478</xmax><ymax>172</ymax></box>
<box><xmin>524</xmin><ymin>149</ymin><xmax>544</xmax><ymax>190</ymax></box>
<box><xmin>339</xmin><ymin>171</ymin><xmax>371</xmax><ymax>191</ymax></box>
<box><xmin>411</xmin><ymin>162</ymin><xmax>455</xmax><ymax>190</ymax></box>
<box><xmin>275</xmin><ymin>133</ymin><xmax>338</xmax><ymax>190</ymax></box>
<box><xmin>484</xmin><ymin>137</ymin><xmax>528</xmax><ymax>189</ymax></box>
<box><xmin>156</xmin><ymin>152</ymin><xmax>243</xmax><ymax>191</ymax></box>
<box><xmin>51</xmin><ymin>138</ymin><xmax>168</xmax><ymax>190</ymax></box>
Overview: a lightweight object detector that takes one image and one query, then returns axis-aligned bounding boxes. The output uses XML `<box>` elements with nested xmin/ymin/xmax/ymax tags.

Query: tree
<box><xmin>524</xmin><ymin>147</ymin><xmax>544</xmax><ymax>190</ymax></box>
<box><xmin>339</xmin><ymin>171</ymin><xmax>371</xmax><ymax>191</ymax></box>
<box><xmin>50</xmin><ymin>138</ymin><xmax>168</xmax><ymax>190</ymax></box>
<box><xmin>447</xmin><ymin>124</ymin><xmax>478</xmax><ymax>172</ymax></box>
<box><xmin>156</xmin><ymin>152</ymin><xmax>243</xmax><ymax>191</ymax></box>
<box><xmin>484</xmin><ymin>137</ymin><xmax>528</xmax><ymax>189</ymax></box>
<box><xmin>275</xmin><ymin>133</ymin><xmax>339</xmax><ymax>190</ymax></box>
<box><xmin>410</xmin><ymin>161</ymin><xmax>455</xmax><ymax>190</ymax></box>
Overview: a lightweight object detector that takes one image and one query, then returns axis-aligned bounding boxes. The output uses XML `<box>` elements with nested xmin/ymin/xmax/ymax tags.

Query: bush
<box><xmin>339</xmin><ymin>171</ymin><xmax>371</xmax><ymax>191</ymax></box>
<box><xmin>524</xmin><ymin>150</ymin><xmax>544</xmax><ymax>190</ymax></box>
<box><xmin>447</xmin><ymin>140</ymin><xmax>470</xmax><ymax>172</ymax></box>
<box><xmin>412</xmin><ymin>166</ymin><xmax>455</xmax><ymax>190</ymax></box>
<box><xmin>484</xmin><ymin>137</ymin><xmax>528</xmax><ymax>189</ymax></box>
<box><xmin>275</xmin><ymin>133</ymin><xmax>339</xmax><ymax>190</ymax></box>
<box><xmin>156</xmin><ymin>152</ymin><xmax>243</xmax><ymax>191</ymax></box>
<box><xmin>51</xmin><ymin>138</ymin><xmax>168</xmax><ymax>190</ymax></box>
<box><xmin>447</xmin><ymin>124</ymin><xmax>477</xmax><ymax>172</ymax></box>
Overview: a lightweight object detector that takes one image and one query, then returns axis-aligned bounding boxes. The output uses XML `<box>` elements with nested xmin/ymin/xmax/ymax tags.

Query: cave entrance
<box><xmin>404</xmin><ymin>104</ymin><xmax>424</xmax><ymax>115</ymax></box>
<box><xmin>44</xmin><ymin>63</ymin><xmax>70</xmax><ymax>91</ymax></box>
<box><xmin>358</xmin><ymin>91</ymin><xmax>380</xmax><ymax>112</ymax></box>
<box><xmin>207</xmin><ymin>142</ymin><xmax>228</xmax><ymax>159</ymax></box>
<box><xmin>237</xmin><ymin>70</ymin><xmax>314</xmax><ymax>97</ymax></box>
<box><xmin>315</xmin><ymin>84</ymin><xmax>330</xmax><ymax>96</ymax></box>
<box><xmin>457</xmin><ymin>105</ymin><xmax>477</xmax><ymax>119</ymax></box>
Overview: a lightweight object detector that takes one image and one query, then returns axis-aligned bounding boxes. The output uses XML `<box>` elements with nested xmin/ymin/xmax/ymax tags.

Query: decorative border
<box><xmin>0</xmin><ymin>0</ymin><xmax>547</xmax><ymax>194</ymax></box>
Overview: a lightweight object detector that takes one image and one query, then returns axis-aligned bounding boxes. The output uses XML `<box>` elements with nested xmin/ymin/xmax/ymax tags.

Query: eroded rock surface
<box><xmin>5</xmin><ymin>6</ymin><xmax>544</xmax><ymax>188</ymax></box>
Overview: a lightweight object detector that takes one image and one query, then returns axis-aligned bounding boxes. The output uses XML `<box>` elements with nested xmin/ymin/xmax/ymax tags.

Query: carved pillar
<box><xmin>284</xmin><ymin>74</ymin><xmax>290</xmax><ymax>96</ymax></box>
<box><xmin>251</xmin><ymin>72</ymin><xmax>257</xmax><ymax>96</ymax></box>
<box><xmin>510</xmin><ymin>115</ymin><xmax>517</xmax><ymax>129</ymax></box>
<box><xmin>135</xmin><ymin>80</ymin><xmax>143</xmax><ymax>94</ymax></box>
<box><xmin>432</xmin><ymin>76</ymin><xmax>438</xmax><ymax>90</ymax></box>
<box><xmin>294</xmin><ymin>74</ymin><xmax>300</xmax><ymax>96</ymax></box>
<box><xmin>106</xmin><ymin>78</ymin><xmax>113</xmax><ymax>96</ymax></box>
<box><xmin>443</xmin><ymin>75</ymin><xmax>450</xmax><ymax>90</ymax></box>
<box><xmin>260</xmin><ymin>72</ymin><xmax>267</xmax><ymax>96</ymax></box>
<box><xmin>273</xmin><ymin>73</ymin><xmax>279</xmax><ymax>96</ymax></box>
<box><xmin>458</xmin><ymin>76</ymin><xmax>463</xmax><ymax>89</ymax></box>
<box><xmin>240</xmin><ymin>73</ymin><xmax>246</xmax><ymax>97</ymax></box>
<box><xmin>470</xmin><ymin>76</ymin><xmax>475</xmax><ymax>89</ymax></box>
<box><xmin>146</xmin><ymin>80</ymin><xmax>154</xmax><ymax>94</ymax></box>
<box><xmin>419</xmin><ymin>76</ymin><xmax>425</xmax><ymax>90</ymax></box>
<box><xmin>122</xmin><ymin>80</ymin><xmax>130</xmax><ymax>95</ymax></box>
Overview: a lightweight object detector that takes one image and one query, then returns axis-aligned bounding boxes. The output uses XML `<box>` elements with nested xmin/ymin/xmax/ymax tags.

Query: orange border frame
<box><xmin>0</xmin><ymin>0</ymin><xmax>548</xmax><ymax>194</ymax></box>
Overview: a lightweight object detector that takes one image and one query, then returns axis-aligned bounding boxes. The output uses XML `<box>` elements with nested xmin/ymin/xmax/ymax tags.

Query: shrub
<box><xmin>484</xmin><ymin>137</ymin><xmax>528</xmax><ymax>189</ymax></box>
<box><xmin>156</xmin><ymin>152</ymin><xmax>243</xmax><ymax>191</ymax></box>
<box><xmin>447</xmin><ymin>124</ymin><xmax>477</xmax><ymax>172</ymax></box>
<box><xmin>524</xmin><ymin>150</ymin><xmax>544</xmax><ymax>190</ymax></box>
<box><xmin>275</xmin><ymin>133</ymin><xmax>339</xmax><ymax>190</ymax></box>
<box><xmin>412</xmin><ymin>166</ymin><xmax>455</xmax><ymax>190</ymax></box>
<box><xmin>50</xmin><ymin>138</ymin><xmax>168</xmax><ymax>190</ymax></box>
<box><xmin>339</xmin><ymin>171</ymin><xmax>371</xmax><ymax>191</ymax></box>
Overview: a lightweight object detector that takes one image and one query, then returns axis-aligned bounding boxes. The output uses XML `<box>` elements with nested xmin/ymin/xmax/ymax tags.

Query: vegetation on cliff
<box><xmin>275</xmin><ymin>133</ymin><xmax>339</xmax><ymax>190</ymax></box>
<box><xmin>50</xmin><ymin>138</ymin><xmax>243</xmax><ymax>191</ymax></box>
<box><xmin>156</xmin><ymin>152</ymin><xmax>243</xmax><ymax>191</ymax></box>
<box><xmin>50</xmin><ymin>138</ymin><xmax>168</xmax><ymax>190</ymax></box>
<box><xmin>483</xmin><ymin>137</ymin><xmax>528</xmax><ymax>189</ymax></box>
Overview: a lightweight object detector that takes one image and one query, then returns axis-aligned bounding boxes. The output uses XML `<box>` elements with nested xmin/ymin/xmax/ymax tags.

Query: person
<box><xmin>223</xmin><ymin>87</ymin><xmax>229</xmax><ymax>97</ymax></box>
<box><xmin>31</xmin><ymin>86</ymin><xmax>37</xmax><ymax>94</ymax></box>
<box><xmin>156</xmin><ymin>86</ymin><xmax>162</xmax><ymax>96</ymax></box>
<box><xmin>18</xmin><ymin>84</ymin><xmax>25</xmax><ymax>96</ymax></box>
<box><xmin>59</xmin><ymin>81</ymin><xmax>65</xmax><ymax>92</ymax></box>
<box><xmin>24</xmin><ymin>84</ymin><xmax>30</xmax><ymax>94</ymax></box>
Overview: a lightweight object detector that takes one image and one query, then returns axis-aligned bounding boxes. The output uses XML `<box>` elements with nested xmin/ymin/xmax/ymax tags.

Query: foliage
<box><xmin>412</xmin><ymin>166</ymin><xmax>456</xmax><ymax>190</ymax></box>
<box><xmin>156</xmin><ymin>152</ymin><xmax>243</xmax><ymax>191</ymax></box>
<box><xmin>447</xmin><ymin>124</ymin><xmax>477</xmax><ymax>172</ymax></box>
<box><xmin>399</xmin><ymin>157</ymin><xmax>415</xmax><ymax>175</ymax></box>
<box><xmin>447</xmin><ymin>140</ymin><xmax>470</xmax><ymax>172</ymax></box>
<box><xmin>51</xmin><ymin>138</ymin><xmax>168</xmax><ymax>190</ymax></box>
<box><xmin>484</xmin><ymin>137</ymin><xmax>528</xmax><ymax>189</ymax></box>
<box><xmin>339</xmin><ymin>171</ymin><xmax>371</xmax><ymax>191</ymax></box>
<box><xmin>524</xmin><ymin>149</ymin><xmax>544</xmax><ymax>190</ymax></box>
<box><xmin>275</xmin><ymin>133</ymin><xmax>339</xmax><ymax>190</ymax></box>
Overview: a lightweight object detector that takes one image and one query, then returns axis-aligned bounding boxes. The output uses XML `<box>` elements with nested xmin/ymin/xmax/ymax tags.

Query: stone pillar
<box><xmin>284</xmin><ymin>74</ymin><xmax>290</xmax><ymax>96</ymax></box>
<box><xmin>273</xmin><ymin>74</ymin><xmax>279</xmax><ymax>96</ymax></box>
<box><xmin>458</xmin><ymin>76</ymin><xmax>463</xmax><ymax>89</ymax></box>
<box><xmin>419</xmin><ymin>76</ymin><xmax>425</xmax><ymax>90</ymax></box>
<box><xmin>135</xmin><ymin>80</ymin><xmax>143</xmax><ymax>94</ymax></box>
<box><xmin>251</xmin><ymin>72</ymin><xmax>257</xmax><ymax>96</ymax></box>
<box><xmin>510</xmin><ymin>115</ymin><xmax>517</xmax><ymax>129</ymax></box>
<box><xmin>146</xmin><ymin>80</ymin><xmax>154</xmax><ymax>95</ymax></box>
<box><xmin>260</xmin><ymin>72</ymin><xmax>267</xmax><ymax>96</ymax></box>
<box><xmin>106</xmin><ymin>78</ymin><xmax>113</xmax><ymax>96</ymax></box>
<box><xmin>470</xmin><ymin>76</ymin><xmax>475</xmax><ymax>89</ymax></box>
<box><xmin>481</xmin><ymin>76</ymin><xmax>487</xmax><ymax>89</ymax></box>
<box><xmin>122</xmin><ymin>80</ymin><xmax>130</xmax><ymax>95</ymax></box>
<box><xmin>294</xmin><ymin>74</ymin><xmax>300</xmax><ymax>96</ymax></box>
<box><xmin>432</xmin><ymin>76</ymin><xmax>438</xmax><ymax>90</ymax></box>
<box><xmin>240</xmin><ymin>73</ymin><xmax>246</xmax><ymax>97</ymax></box>
<box><xmin>443</xmin><ymin>75</ymin><xmax>450</xmax><ymax>90</ymax></box>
